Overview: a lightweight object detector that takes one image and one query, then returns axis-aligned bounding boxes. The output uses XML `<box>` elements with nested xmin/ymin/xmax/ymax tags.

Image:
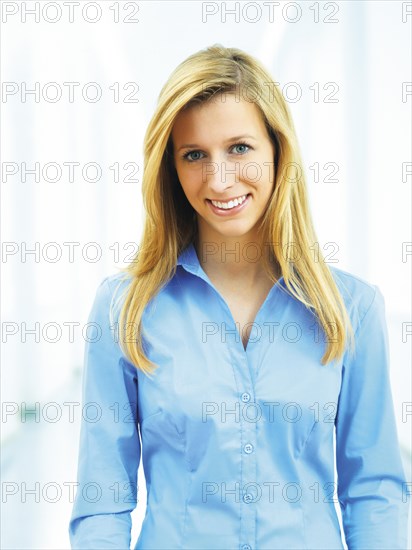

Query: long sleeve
<box><xmin>69</xmin><ymin>277</ymin><xmax>141</xmax><ymax>549</ymax></box>
<box><xmin>335</xmin><ymin>284</ymin><xmax>409</xmax><ymax>549</ymax></box>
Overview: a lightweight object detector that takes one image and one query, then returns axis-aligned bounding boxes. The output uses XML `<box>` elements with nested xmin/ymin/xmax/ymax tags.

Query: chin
<box><xmin>212</xmin><ymin>225</ymin><xmax>255</xmax><ymax>239</ymax></box>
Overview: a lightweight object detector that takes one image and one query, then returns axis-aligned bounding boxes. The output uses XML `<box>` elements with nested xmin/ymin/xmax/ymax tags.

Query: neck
<box><xmin>193</xmin><ymin>228</ymin><xmax>277</xmax><ymax>287</ymax></box>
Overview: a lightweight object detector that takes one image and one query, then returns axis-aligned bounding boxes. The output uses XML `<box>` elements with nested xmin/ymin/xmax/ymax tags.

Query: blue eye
<box><xmin>232</xmin><ymin>143</ymin><xmax>249</xmax><ymax>154</ymax></box>
<box><xmin>183</xmin><ymin>150</ymin><xmax>204</xmax><ymax>162</ymax></box>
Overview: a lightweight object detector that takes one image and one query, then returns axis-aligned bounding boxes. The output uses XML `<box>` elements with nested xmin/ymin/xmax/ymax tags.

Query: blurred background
<box><xmin>1</xmin><ymin>1</ymin><xmax>411</xmax><ymax>548</ymax></box>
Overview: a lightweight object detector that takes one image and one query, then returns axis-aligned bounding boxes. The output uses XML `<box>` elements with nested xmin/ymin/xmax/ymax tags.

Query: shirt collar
<box><xmin>177</xmin><ymin>241</ymin><xmax>286</xmax><ymax>292</ymax></box>
<box><xmin>177</xmin><ymin>241</ymin><xmax>198</xmax><ymax>269</ymax></box>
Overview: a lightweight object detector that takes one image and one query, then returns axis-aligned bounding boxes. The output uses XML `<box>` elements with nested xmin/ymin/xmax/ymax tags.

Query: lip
<box><xmin>206</xmin><ymin>193</ymin><xmax>251</xmax><ymax>217</ymax></box>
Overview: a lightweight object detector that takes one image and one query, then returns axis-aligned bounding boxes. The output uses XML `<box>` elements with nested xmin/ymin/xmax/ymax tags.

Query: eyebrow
<box><xmin>177</xmin><ymin>134</ymin><xmax>257</xmax><ymax>151</ymax></box>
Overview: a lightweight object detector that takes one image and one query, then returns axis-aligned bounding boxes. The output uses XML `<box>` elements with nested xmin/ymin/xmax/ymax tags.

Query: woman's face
<box><xmin>171</xmin><ymin>93</ymin><xmax>276</xmax><ymax>243</ymax></box>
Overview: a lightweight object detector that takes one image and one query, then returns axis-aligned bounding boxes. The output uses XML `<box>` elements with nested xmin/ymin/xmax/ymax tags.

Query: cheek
<box><xmin>178</xmin><ymin>166</ymin><xmax>203</xmax><ymax>193</ymax></box>
<box><xmin>241</xmin><ymin>154</ymin><xmax>274</xmax><ymax>189</ymax></box>
<box><xmin>177</xmin><ymin>171</ymin><xmax>201</xmax><ymax>205</ymax></box>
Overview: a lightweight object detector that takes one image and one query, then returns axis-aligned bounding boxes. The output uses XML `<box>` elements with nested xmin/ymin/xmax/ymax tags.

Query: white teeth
<box><xmin>211</xmin><ymin>194</ymin><xmax>248</xmax><ymax>210</ymax></box>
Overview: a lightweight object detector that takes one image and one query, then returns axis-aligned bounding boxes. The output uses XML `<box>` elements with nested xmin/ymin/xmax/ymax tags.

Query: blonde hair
<box><xmin>112</xmin><ymin>44</ymin><xmax>355</xmax><ymax>377</ymax></box>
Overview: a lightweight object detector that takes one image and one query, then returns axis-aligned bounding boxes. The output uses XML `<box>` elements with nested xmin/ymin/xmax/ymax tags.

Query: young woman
<box><xmin>69</xmin><ymin>45</ymin><xmax>408</xmax><ymax>549</ymax></box>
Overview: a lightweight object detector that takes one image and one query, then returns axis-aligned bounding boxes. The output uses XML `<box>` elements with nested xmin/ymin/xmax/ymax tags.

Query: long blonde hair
<box><xmin>112</xmin><ymin>44</ymin><xmax>355</xmax><ymax>377</ymax></box>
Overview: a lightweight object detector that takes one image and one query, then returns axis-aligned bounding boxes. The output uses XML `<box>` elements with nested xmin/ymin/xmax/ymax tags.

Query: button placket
<box><xmin>184</xmin><ymin>254</ymin><xmax>259</xmax><ymax>550</ymax></box>
<box><xmin>241</xmin><ymin>392</ymin><xmax>257</xmax><ymax>547</ymax></box>
<box><xmin>229</xmin><ymin>345</ymin><xmax>256</xmax><ymax>550</ymax></box>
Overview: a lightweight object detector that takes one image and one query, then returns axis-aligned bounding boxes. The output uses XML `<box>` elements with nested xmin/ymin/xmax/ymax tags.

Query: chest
<box><xmin>138</xmin><ymin>272</ymin><xmax>342</xmax><ymax>441</ymax></box>
<box><xmin>216</xmin><ymin>281</ymin><xmax>276</xmax><ymax>350</ymax></box>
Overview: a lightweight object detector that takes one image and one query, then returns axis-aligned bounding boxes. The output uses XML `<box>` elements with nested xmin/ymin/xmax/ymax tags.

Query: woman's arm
<box><xmin>68</xmin><ymin>277</ymin><xmax>141</xmax><ymax>549</ymax></box>
<box><xmin>335</xmin><ymin>284</ymin><xmax>409</xmax><ymax>549</ymax></box>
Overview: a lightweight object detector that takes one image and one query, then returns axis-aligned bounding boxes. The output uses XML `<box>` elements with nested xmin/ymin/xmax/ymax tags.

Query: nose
<box><xmin>202</xmin><ymin>157</ymin><xmax>240</xmax><ymax>194</ymax></box>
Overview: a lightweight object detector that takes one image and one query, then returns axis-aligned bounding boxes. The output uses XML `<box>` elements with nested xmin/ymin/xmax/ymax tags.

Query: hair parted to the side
<box><xmin>111</xmin><ymin>43</ymin><xmax>355</xmax><ymax>378</ymax></box>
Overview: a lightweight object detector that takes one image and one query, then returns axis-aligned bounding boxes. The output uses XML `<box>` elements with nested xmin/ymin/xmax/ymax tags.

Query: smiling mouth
<box><xmin>206</xmin><ymin>193</ymin><xmax>251</xmax><ymax>210</ymax></box>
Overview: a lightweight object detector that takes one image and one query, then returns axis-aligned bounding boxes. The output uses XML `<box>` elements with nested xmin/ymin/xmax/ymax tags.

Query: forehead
<box><xmin>171</xmin><ymin>94</ymin><xmax>266</xmax><ymax>141</ymax></box>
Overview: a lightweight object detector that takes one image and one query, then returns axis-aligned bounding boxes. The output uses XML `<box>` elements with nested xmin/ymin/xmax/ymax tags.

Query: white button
<box><xmin>244</xmin><ymin>443</ymin><xmax>254</xmax><ymax>454</ymax></box>
<box><xmin>241</xmin><ymin>545</ymin><xmax>252</xmax><ymax>550</ymax></box>
<box><xmin>243</xmin><ymin>493</ymin><xmax>253</xmax><ymax>503</ymax></box>
<box><xmin>241</xmin><ymin>392</ymin><xmax>250</xmax><ymax>402</ymax></box>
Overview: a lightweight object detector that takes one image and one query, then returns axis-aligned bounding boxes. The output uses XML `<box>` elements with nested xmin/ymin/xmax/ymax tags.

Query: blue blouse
<box><xmin>68</xmin><ymin>241</ymin><xmax>408</xmax><ymax>549</ymax></box>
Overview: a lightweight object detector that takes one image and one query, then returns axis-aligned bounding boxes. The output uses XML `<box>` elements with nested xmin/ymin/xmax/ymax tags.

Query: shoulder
<box><xmin>102</xmin><ymin>271</ymin><xmax>133</xmax><ymax>295</ymax></box>
<box><xmin>92</xmin><ymin>271</ymin><xmax>134</xmax><ymax>322</ymax></box>
<box><xmin>328</xmin><ymin>265</ymin><xmax>383</xmax><ymax>332</ymax></box>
